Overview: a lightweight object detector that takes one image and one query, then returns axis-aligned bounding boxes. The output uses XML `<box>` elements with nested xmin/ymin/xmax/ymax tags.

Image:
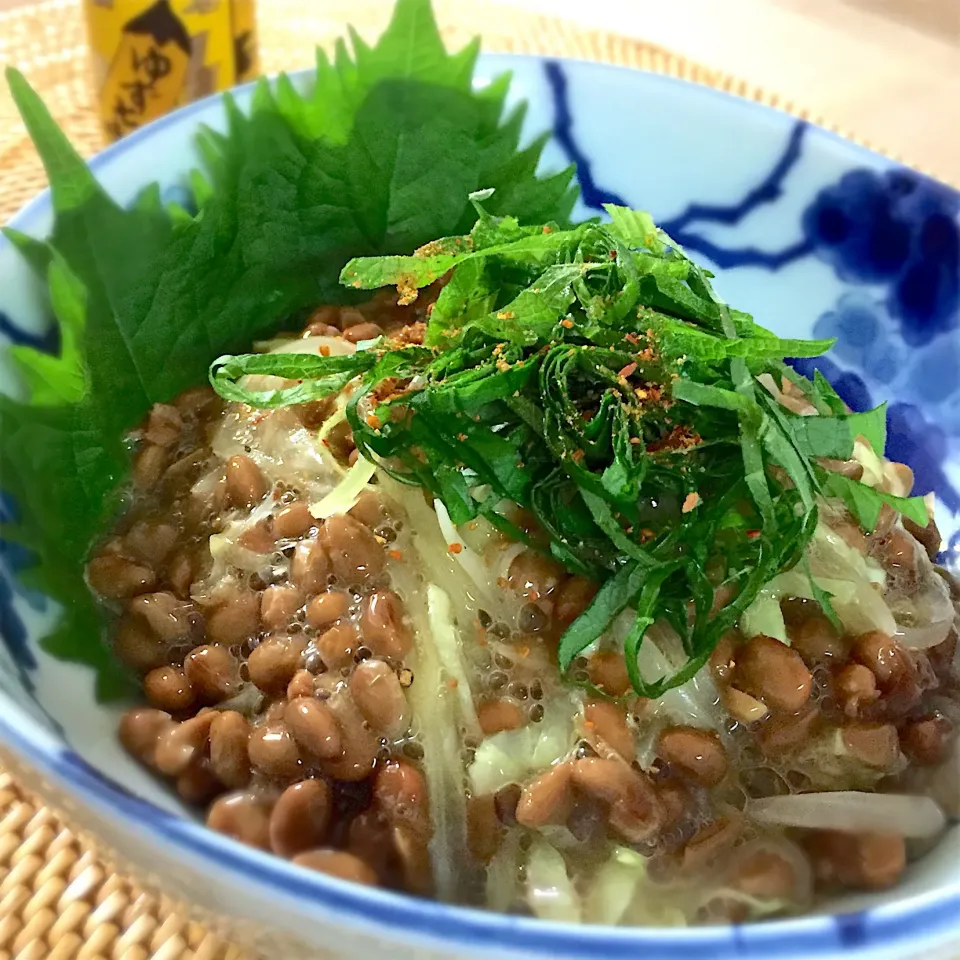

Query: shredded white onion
<box><xmin>741</xmin><ymin>591</ymin><xmax>787</xmax><ymax>642</ymax></box>
<box><xmin>309</xmin><ymin>454</ymin><xmax>376</xmax><ymax>520</ymax></box>
<box><xmin>317</xmin><ymin>404</ymin><xmax>346</xmax><ymax>442</ymax></box>
<box><xmin>583</xmin><ymin>847</ymin><xmax>646</xmax><ymax>926</ymax></box>
<box><xmin>742</xmin><ymin>518</ymin><xmax>897</xmax><ymax>640</ymax></box>
<box><xmin>196</xmin><ymin>494</ymin><xmax>281</xmax><ymax>592</ymax></box>
<box><xmin>264</xmin><ymin>334</ymin><xmax>356</xmax><ymax>357</ymax></box>
<box><xmin>433</xmin><ymin>499</ymin><xmax>494</xmax><ymax>600</ymax></box>
<box><xmin>468</xmin><ymin>714</ymin><xmax>574</xmax><ymax>796</ymax></box>
<box><xmin>211</xmin><ymin>405</ymin><xmax>341</xmax><ymax>495</ymax></box>
<box><xmin>896</xmin><ymin>618</ymin><xmax>955</xmax><ymax>650</ymax></box>
<box><xmin>747</xmin><ymin>792</ymin><xmax>946</xmax><ymax>838</ymax></box>
<box><xmin>486</xmin><ymin>830</ymin><xmax>522</xmax><ymax>913</ymax></box>
<box><xmin>526</xmin><ymin>840</ymin><xmax>581</xmax><ymax>924</ymax></box>
<box><xmin>426</xmin><ymin>584</ymin><xmax>481</xmax><ymax>740</ymax></box>
<box><xmin>892</xmin><ymin>556</ymin><xmax>956</xmax><ymax>649</ymax></box>
<box><xmin>640</xmin><ymin>622</ymin><xmax>725</xmax><ymax>733</ymax></box>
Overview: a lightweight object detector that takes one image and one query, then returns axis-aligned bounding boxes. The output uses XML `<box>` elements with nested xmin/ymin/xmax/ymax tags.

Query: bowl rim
<box><xmin>2</xmin><ymin>53</ymin><xmax>959</xmax><ymax>958</ymax></box>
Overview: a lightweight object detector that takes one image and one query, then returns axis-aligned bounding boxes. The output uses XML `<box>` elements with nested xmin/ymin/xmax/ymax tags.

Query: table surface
<box><xmin>495</xmin><ymin>0</ymin><xmax>960</xmax><ymax>180</ymax></box>
<box><xmin>2</xmin><ymin>0</ymin><xmax>959</xmax><ymax>179</ymax></box>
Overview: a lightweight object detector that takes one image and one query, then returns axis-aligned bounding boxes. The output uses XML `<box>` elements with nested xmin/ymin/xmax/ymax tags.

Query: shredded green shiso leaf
<box><xmin>0</xmin><ymin>0</ymin><xmax>929</xmax><ymax>700</ymax></box>
<box><xmin>0</xmin><ymin>0</ymin><xmax>576</xmax><ymax>699</ymax></box>
<box><xmin>212</xmin><ymin>200</ymin><xmax>928</xmax><ymax>697</ymax></box>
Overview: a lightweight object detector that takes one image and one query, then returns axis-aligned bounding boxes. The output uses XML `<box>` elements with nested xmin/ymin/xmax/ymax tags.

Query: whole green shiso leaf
<box><xmin>215</xmin><ymin>203</ymin><xmax>929</xmax><ymax>696</ymax></box>
<box><xmin>0</xmin><ymin>0</ymin><xmax>577</xmax><ymax>699</ymax></box>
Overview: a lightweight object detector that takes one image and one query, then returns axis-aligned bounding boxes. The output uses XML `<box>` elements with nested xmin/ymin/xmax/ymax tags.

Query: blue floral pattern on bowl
<box><xmin>0</xmin><ymin>55</ymin><xmax>958</xmax><ymax>960</ymax></box>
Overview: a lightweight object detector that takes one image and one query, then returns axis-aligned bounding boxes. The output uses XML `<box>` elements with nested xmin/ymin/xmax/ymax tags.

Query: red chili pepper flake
<box><xmin>682</xmin><ymin>492</ymin><xmax>701</xmax><ymax>513</ymax></box>
<box><xmin>319</xmin><ymin>345</ymin><xmax>331</xmax><ymax>357</ymax></box>
<box><xmin>746</xmin><ymin>529</ymin><xmax>762</xmax><ymax>539</ymax></box>
<box><xmin>448</xmin><ymin>542</ymin><xmax>463</xmax><ymax>554</ymax></box>
<box><xmin>647</xmin><ymin>425</ymin><xmax>701</xmax><ymax>453</ymax></box>
<box><xmin>571</xmin><ymin>449</ymin><xmax>585</xmax><ymax>463</ymax></box>
<box><xmin>560</xmin><ymin>318</ymin><xmax>575</xmax><ymax>329</ymax></box>
<box><xmin>543</xmin><ymin>225</ymin><xmax>553</xmax><ymax>234</ymax></box>
<box><xmin>388</xmin><ymin>549</ymin><xmax>404</xmax><ymax>561</ymax></box>
<box><xmin>457</xmin><ymin>433</ymin><xmax>468</xmax><ymax>442</ymax></box>
<box><xmin>366</xmin><ymin>413</ymin><xmax>382</xmax><ymax>429</ymax></box>
<box><xmin>618</xmin><ymin>362</ymin><xmax>637</xmax><ymax>379</ymax></box>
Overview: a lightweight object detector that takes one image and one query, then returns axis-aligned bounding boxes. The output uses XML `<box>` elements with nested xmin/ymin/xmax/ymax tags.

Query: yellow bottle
<box><xmin>84</xmin><ymin>0</ymin><xmax>259</xmax><ymax>141</ymax></box>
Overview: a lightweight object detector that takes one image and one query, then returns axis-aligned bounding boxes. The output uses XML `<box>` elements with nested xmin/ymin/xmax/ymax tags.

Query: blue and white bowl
<box><xmin>1</xmin><ymin>56</ymin><xmax>959</xmax><ymax>960</ymax></box>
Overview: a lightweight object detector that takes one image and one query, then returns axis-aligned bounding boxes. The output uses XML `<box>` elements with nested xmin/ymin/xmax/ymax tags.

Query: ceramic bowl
<box><xmin>1</xmin><ymin>55</ymin><xmax>959</xmax><ymax>960</ymax></box>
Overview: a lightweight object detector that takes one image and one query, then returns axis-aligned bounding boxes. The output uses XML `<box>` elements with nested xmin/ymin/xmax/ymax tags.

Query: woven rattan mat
<box><xmin>0</xmin><ymin>3</ymin><xmax>889</xmax><ymax>959</ymax></box>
